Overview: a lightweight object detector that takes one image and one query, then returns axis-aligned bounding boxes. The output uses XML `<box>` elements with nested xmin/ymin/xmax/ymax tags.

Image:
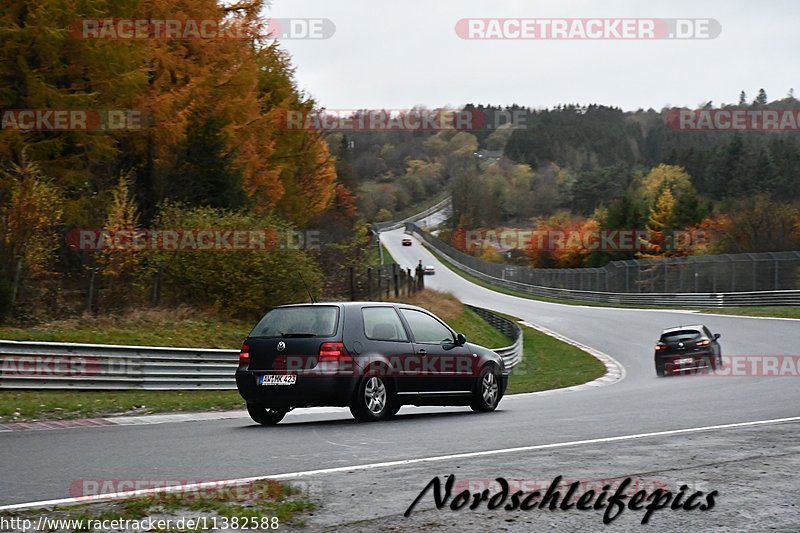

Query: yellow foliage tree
<box><xmin>0</xmin><ymin>151</ymin><xmax>63</xmax><ymax>305</ymax></box>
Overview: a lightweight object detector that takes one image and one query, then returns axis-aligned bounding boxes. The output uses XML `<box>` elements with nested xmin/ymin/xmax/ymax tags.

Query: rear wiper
<box><xmin>281</xmin><ymin>333</ymin><xmax>317</xmax><ymax>338</ymax></box>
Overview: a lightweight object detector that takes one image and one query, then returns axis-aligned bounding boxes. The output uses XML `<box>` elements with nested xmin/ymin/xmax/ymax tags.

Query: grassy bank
<box><xmin>506</xmin><ymin>321</ymin><xmax>606</xmax><ymax>394</ymax></box>
<box><xmin>0</xmin><ymin>307</ymin><xmax>251</xmax><ymax>348</ymax></box>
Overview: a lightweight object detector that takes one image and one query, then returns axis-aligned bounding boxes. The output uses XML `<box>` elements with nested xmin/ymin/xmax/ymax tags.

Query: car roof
<box><xmin>269</xmin><ymin>301</ymin><xmax>426</xmax><ymax>311</ymax></box>
<box><xmin>661</xmin><ymin>325</ymin><xmax>706</xmax><ymax>333</ymax></box>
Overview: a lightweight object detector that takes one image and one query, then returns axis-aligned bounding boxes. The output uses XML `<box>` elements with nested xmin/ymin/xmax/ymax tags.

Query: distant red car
<box><xmin>422</xmin><ymin>265</ymin><xmax>436</xmax><ymax>275</ymax></box>
<box><xmin>402</xmin><ymin>238</ymin><xmax>412</xmax><ymax>246</ymax></box>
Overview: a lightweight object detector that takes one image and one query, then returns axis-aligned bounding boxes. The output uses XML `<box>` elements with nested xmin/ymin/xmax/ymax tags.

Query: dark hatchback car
<box><xmin>236</xmin><ymin>302</ymin><xmax>508</xmax><ymax>425</ymax></box>
<box><xmin>654</xmin><ymin>325</ymin><xmax>722</xmax><ymax>376</ymax></box>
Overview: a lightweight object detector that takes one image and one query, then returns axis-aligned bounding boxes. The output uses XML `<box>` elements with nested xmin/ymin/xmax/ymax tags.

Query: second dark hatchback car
<box><xmin>654</xmin><ymin>325</ymin><xmax>722</xmax><ymax>376</ymax></box>
<box><xmin>236</xmin><ymin>302</ymin><xmax>508</xmax><ymax>425</ymax></box>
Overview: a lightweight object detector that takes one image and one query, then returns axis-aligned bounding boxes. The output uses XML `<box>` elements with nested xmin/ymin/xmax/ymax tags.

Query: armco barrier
<box><xmin>0</xmin><ymin>305</ymin><xmax>521</xmax><ymax>390</ymax></box>
<box><xmin>466</xmin><ymin>305</ymin><xmax>523</xmax><ymax>370</ymax></box>
<box><xmin>0</xmin><ymin>341</ymin><xmax>238</xmax><ymax>390</ymax></box>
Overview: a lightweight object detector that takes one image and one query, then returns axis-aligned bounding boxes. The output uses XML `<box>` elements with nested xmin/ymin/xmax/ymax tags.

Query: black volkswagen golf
<box><xmin>236</xmin><ymin>302</ymin><xmax>508</xmax><ymax>425</ymax></box>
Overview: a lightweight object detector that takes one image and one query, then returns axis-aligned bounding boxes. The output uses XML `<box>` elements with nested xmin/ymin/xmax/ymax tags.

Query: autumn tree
<box><xmin>0</xmin><ymin>151</ymin><xmax>63</xmax><ymax>307</ymax></box>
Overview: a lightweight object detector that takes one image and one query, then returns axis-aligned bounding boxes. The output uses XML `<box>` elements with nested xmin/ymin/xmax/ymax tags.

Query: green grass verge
<box><xmin>448</xmin><ymin>308</ymin><xmax>512</xmax><ymax>348</ymax></box>
<box><xmin>0</xmin><ymin>390</ymin><xmax>245</xmax><ymax>423</ymax></box>
<box><xmin>697</xmin><ymin>307</ymin><xmax>800</xmax><ymax>319</ymax></box>
<box><xmin>0</xmin><ymin>312</ymin><xmax>251</xmax><ymax>349</ymax></box>
<box><xmin>1</xmin><ymin>480</ymin><xmax>315</xmax><ymax>529</ymax></box>
<box><xmin>505</xmin><ymin>319</ymin><xmax>607</xmax><ymax>394</ymax></box>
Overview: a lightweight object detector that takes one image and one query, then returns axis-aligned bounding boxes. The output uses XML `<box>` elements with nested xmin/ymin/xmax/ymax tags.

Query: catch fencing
<box><xmin>408</xmin><ymin>223</ymin><xmax>800</xmax><ymax>307</ymax></box>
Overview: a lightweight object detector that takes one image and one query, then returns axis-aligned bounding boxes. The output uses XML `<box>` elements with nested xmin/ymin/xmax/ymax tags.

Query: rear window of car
<box><xmin>249</xmin><ymin>306</ymin><xmax>339</xmax><ymax>338</ymax></box>
<box><xmin>660</xmin><ymin>329</ymin><xmax>702</xmax><ymax>342</ymax></box>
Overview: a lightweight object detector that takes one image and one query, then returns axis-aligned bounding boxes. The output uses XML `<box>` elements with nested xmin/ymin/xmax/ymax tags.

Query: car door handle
<box><xmin>417</xmin><ymin>349</ymin><xmax>427</xmax><ymax>355</ymax></box>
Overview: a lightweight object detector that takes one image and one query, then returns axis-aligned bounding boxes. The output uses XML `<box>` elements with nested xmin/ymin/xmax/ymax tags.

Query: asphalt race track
<box><xmin>1</xmin><ymin>228</ymin><xmax>799</xmax><ymax>530</ymax></box>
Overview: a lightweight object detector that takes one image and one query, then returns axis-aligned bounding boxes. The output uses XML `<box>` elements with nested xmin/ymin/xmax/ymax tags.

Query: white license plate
<box><xmin>675</xmin><ymin>358</ymin><xmax>694</xmax><ymax>365</ymax></box>
<box><xmin>258</xmin><ymin>374</ymin><xmax>296</xmax><ymax>386</ymax></box>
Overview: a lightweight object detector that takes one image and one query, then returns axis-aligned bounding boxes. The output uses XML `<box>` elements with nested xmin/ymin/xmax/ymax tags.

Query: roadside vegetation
<box><xmin>0</xmin><ymin>479</ymin><xmax>315</xmax><ymax>529</ymax></box>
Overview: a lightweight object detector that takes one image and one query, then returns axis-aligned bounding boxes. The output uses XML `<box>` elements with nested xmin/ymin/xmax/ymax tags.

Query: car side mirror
<box><xmin>714</xmin><ymin>333</ymin><xmax>721</xmax><ymax>340</ymax></box>
<box><xmin>455</xmin><ymin>333</ymin><xmax>467</xmax><ymax>346</ymax></box>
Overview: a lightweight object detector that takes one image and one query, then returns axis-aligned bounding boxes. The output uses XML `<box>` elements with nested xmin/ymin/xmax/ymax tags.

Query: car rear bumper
<box><xmin>236</xmin><ymin>369</ymin><xmax>359</xmax><ymax>408</ymax></box>
<box><xmin>655</xmin><ymin>351</ymin><xmax>717</xmax><ymax>373</ymax></box>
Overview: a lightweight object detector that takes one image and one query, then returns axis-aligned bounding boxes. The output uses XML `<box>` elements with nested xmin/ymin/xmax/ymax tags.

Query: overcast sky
<box><xmin>266</xmin><ymin>0</ymin><xmax>798</xmax><ymax>112</ymax></box>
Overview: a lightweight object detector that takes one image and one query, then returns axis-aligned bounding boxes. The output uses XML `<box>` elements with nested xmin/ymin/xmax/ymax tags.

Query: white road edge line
<box><xmin>4</xmin><ymin>415</ymin><xmax>800</xmax><ymax>512</ymax></box>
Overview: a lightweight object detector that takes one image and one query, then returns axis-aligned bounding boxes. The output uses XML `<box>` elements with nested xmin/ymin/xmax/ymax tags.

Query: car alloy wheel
<box><xmin>351</xmin><ymin>373</ymin><xmax>394</xmax><ymax>422</ymax></box>
<box><xmin>471</xmin><ymin>366</ymin><xmax>501</xmax><ymax>412</ymax></box>
<box><xmin>364</xmin><ymin>376</ymin><xmax>387</xmax><ymax>414</ymax></box>
<box><xmin>482</xmin><ymin>372</ymin><xmax>498</xmax><ymax>406</ymax></box>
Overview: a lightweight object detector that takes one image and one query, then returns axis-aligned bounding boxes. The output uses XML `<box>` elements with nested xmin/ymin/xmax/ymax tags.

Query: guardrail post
<box><xmin>393</xmin><ymin>263</ymin><xmax>399</xmax><ymax>298</ymax></box>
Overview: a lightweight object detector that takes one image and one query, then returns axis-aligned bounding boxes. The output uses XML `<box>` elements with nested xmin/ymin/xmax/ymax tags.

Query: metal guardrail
<box><xmin>0</xmin><ymin>304</ymin><xmax>522</xmax><ymax>389</ymax></box>
<box><xmin>0</xmin><ymin>340</ymin><xmax>238</xmax><ymax>390</ymax></box>
<box><xmin>466</xmin><ymin>305</ymin><xmax>523</xmax><ymax>370</ymax></box>
<box><xmin>409</xmin><ymin>224</ymin><xmax>800</xmax><ymax>308</ymax></box>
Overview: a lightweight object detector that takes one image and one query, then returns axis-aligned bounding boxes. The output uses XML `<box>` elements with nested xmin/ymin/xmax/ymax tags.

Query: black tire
<box><xmin>247</xmin><ymin>404</ymin><xmax>287</xmax><ymax>426</ymax></box>
<box><xmin>386</xmin><ymin>402</ymin><xmax>402</xmax><ymax>418</ymax></box>
<box><xmin>470</xmin><ymin>366</ymin><xmax>501</xmax><ymax>412</ymax></box>
<box><xmin>350</xmin><ymin>374</ymin><xmax>394</xmax><ymax>422</ymax></box>
<box><xmin>655</xmin><ymin>362</ymin><xmax>667</xmax><ymax>377</ymax></box>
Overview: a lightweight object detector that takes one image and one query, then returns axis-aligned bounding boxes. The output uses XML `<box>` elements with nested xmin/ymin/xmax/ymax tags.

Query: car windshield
<box><xmin>250</xmin><ymin>306</ymin><xmax>339</xmax><ymax>338</ymax></box>
<box><xmin>661</xmin><ymin>329</ymin><xmax>702</xmax><ymax>342</ymax></box>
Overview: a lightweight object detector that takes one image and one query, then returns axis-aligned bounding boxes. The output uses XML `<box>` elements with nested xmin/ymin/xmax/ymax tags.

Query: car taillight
<box><xmin>319</xmin><ymin>342</ymin><xmax>349</xmax><ymax>362</ymax></box>
<box><xmin>655</xmin><ymin>343</ymin><xmax>666</xmax><ymax>350</ymax></box>
<box><xmin>696</xmin><ymin>339</ymin><xmax>711</xmax><ymax>346</ymax></box>
<box><xmin>239</xmin><ymin>343</ymin><xmax>250</xmax><ymax>363</ymax></box>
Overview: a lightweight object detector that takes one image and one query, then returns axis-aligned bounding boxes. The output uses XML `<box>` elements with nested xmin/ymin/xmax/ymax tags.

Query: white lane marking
<box><xmin>4</xmin><ymin>415</ymin><xmax>800</xmax><ymax>512</ymax></box>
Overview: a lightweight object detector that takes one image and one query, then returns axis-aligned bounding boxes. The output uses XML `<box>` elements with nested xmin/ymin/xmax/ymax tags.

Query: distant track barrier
<box><xmin>407</xmin><ymin>223</ymin><xmax>800</xmax><ymax>308</ymax></box>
